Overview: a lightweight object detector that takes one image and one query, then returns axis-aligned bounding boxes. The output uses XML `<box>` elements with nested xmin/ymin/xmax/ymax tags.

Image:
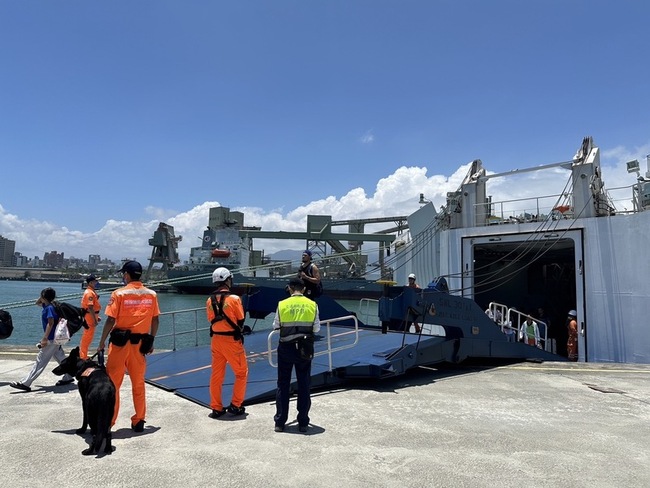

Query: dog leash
<box><xmin>89</xmin><ymin>350</ymin><xmax>105</xmax><ymax>367</ymax></box>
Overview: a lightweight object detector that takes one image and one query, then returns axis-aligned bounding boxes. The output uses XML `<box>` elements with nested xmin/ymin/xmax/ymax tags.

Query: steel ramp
<box><xmin>146</xmin><ymin>284</ymin><xmax>567</xmax><ymax>408</ymax></box>
<box><xmin>144</xmin><ymin>325</ymin><xmax>435</xmax><ymax>408</ymax></box>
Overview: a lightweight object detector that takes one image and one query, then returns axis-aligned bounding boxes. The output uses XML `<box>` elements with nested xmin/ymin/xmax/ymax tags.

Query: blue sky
<box><xmin>1</xmin><ymin>1</ymin><xmax>649</xmax><ymax>263</ymax></box>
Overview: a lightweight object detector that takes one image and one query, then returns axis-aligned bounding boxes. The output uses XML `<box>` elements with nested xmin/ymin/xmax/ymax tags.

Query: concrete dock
<box><xmin>1</xmin><ymin>345</ymin><xmax>649</xmax><ymax>488</ymax></box>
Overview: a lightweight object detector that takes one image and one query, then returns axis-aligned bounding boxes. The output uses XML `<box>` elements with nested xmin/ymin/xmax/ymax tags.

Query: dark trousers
<box><xmin>274</xmin><ymin>341</ymin><xmax>312</xmax><ymax>428</ymax></box>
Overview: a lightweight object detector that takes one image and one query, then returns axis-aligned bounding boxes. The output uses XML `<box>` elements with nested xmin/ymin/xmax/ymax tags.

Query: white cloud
<box><xmin>0</xmin><ymin>145</ymin><xmax>644</xmax><ymax>264</ymax></box>
<box><xmin>360</xmin><ymin>130</ymin><xmax>375</xmax><ymax>144</ymax></box>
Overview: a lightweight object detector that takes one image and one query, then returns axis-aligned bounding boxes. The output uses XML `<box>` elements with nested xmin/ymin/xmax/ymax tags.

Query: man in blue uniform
<box><xmin>272</xmin><ymin>278</ymin><xmax>320</xmax><ymax>433</ymax></box>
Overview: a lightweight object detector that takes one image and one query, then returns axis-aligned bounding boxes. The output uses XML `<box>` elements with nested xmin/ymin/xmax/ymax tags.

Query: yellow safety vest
<box><xmin>277</xmin><ymin>295</ymin><xmax>317</xmax><ymax>342</ymax></box>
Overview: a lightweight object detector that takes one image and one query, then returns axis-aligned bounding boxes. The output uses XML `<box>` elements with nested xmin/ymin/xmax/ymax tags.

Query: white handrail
<box><xmin>267</xmin><ymin>314</ymin><xmax>360</xmax><ymax>371</ymax></box>
<box><xmin>358</xmin><ymin>298</ymin><xmax>379</xmax><ymax>326</ymax></box>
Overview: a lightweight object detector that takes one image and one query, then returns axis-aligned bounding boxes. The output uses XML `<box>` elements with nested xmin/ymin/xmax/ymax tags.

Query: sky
<box><xmin>1</xmin><ymin>1</ymin><xmax>649</xmax><ymax>264</ymax></box>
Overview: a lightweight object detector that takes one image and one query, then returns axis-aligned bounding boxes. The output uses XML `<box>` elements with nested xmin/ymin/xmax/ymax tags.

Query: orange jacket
<box><xmin>206</xmin><ymin>290</ymin><xmax>245</xmax><ymax>334</ymax></box>
<box><xmin>81</xmin><ymin>287</ymin><xmax>101</xmax><ymax>325</ymax></box>
<box><xmin>105</xmin><ymin>281</ymin><xmax>161</xmax><ymax>334</ymax></box>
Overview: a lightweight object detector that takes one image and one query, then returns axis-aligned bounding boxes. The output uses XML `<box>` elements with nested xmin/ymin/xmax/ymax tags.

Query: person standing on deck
<box><xmin>298</xmin><ymin>250</ymin><xmax>321</xmax><ymax>300</ymax></box>
<box><xmin>407</xmin><ymin>273</ymin><xmax>422</xmax><ymax>333</ymax></box>
<box><xmin>566</xmin><ymin>310</ymin><xmax>578</xmax><ymax>361</ymax></box>
<box><xmin>206</xmin><ymin>267</ymin><xmax>248</xmax><ymax>419</ymax></box>
<box><xmin>272</xmin><ymin>278</ymin><xmax>320</xmax><ymax>433</ymax></box>
<box><xmin>79</xmin><ymin>274</ymin><xmax>101</xmax><ymax>359</ymax></box>
<box><xmin>97</xmin><ymin>260</ymin><xmax>160</xmax><ymax>432</ymax></box>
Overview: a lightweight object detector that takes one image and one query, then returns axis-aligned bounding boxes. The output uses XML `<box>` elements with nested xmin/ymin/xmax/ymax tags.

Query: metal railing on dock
<box><xmin>266</xmin><ymin>315</ymin><xmax>360</xmax><ymax>371</ymax></box>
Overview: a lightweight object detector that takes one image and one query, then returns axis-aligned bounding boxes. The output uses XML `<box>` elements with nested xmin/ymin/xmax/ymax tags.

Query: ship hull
<box><xmin>168</xmin><ymin>269</ymin><xmax>385</xmax><ymax>300</ymax></box>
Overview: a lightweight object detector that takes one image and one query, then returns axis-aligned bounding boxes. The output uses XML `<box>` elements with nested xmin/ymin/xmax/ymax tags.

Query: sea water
<box><xmin>0</xmin><ymin>280</ymin><xmax>369</xmax><ymax>351</ymax></box>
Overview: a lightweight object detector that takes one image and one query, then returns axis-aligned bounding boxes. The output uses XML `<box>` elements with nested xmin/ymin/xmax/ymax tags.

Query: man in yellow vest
<box><xmin>272</xmin><ymin>278</ymin><xmax>320</xmax><ymax>433</ymax></box>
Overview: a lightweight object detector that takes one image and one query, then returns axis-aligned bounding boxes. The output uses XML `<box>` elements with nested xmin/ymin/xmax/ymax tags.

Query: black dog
<box><xmin>53</xmin><ymin>347</ymin><xmax>116</xmax><ymax>455</ymax></box>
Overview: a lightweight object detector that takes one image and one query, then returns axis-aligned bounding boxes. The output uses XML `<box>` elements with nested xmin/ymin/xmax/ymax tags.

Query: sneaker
<box><xmin>227</xmin><ymin>404</ymin><xmax>246</xmax><ymax>416</ymax></box>
<box><xmin>274</xmin><ymin>424</ymin><xmax>284</xmax><ymax>433</ymax></box>
<box><xmin>10</xmin><ymin>382</ymin><xmax>31</xmax><ymax>392</ymax></box>
<box><xmin>131</xmin><ymin>420</ymin><xmax>146</xmax><ymax>432</ymax></box>
<box><xmin>208</xmin><ymin>408</ymin><xmax>227</xmax><ymax>419</ymax></box>
<box><xmin>299</xmin><ymin>425</ymin><xmax>308</xmax><ymax>433</ymax></box>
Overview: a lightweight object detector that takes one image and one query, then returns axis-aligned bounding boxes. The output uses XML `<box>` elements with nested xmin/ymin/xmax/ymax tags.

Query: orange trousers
<box><xmin>79</xmin><ymin>324</ymin><xmax>97</xmax><ymax>359</ymax></box>
<box><xmin>106</xmin><ymin>341</ymin><xmax>147</xmax><ymax>426</ymax></box>
<box><xmin>210</xmin><ymin>336</ymin><xmax>248</xmax><ymax>410</ymax></box>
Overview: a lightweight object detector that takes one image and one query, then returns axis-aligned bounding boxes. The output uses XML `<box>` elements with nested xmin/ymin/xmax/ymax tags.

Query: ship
<box><xmin>162</xmin><ymin>207</ymin><xmax>408</xmax><ymax>300</ymax></box>
<box><xmin>386</xmin><ymin>136</ymin><xmax>650</xmax><ymax>364</ymax></box>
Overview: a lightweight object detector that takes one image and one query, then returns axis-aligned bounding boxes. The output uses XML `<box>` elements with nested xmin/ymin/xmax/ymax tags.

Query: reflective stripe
<box><xmin>113</xmin><ymin>288</ymin><xmax>158</xmax><ymax>297</ymax></box>
<box><xmin>105</xmin><ymin>282</ymin><xmax>161</xmax><ymax>333</ymax></box>
<box><xmin>80</xmin><ymin>367</ymin><xmax>97</xmax><ymax>377</ymax></box>
<box><xmin>277</xmin><ymin>296</ymin><xmax>317</xmax><ymax>342</ymax></box>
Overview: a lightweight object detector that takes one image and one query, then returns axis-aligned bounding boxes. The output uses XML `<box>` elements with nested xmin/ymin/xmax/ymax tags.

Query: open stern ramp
<box><xmin>146</xmin><ymin>288</ymin><xmax>564</xmax><ymax>408</ymax></box>
<box><xmin>145</xmin><ymin>316</ymin><xmax>424</xmax><ymax>408</ymax></box>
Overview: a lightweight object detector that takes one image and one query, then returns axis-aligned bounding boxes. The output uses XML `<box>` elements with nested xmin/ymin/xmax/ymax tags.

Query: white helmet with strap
<box><xmin>212</xmin><ymin>267</ymin><xmax>232</xmax><ymax>283</ymax></box>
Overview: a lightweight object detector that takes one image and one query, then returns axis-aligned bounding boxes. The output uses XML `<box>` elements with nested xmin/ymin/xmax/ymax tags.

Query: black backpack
<box><xmin>52</xmin><ymin>301</ymin><xmax>88</xmax><ymax>336</ymax></box>
<box><xmin>0</xmin><ymin>309</ymin><xmax>13</xmax><ymax>340</ymax></box>
<box><xmin>300</xmin><ymin>263</ymin><xmax>323</xmax><ymax>298</ymax></box>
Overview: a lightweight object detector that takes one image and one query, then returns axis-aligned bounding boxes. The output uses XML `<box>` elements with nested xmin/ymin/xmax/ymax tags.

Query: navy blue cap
<box><xmin>119</xmin><ymin>260</ymin><xmax>143</xmax><ymax>276</ymax></box>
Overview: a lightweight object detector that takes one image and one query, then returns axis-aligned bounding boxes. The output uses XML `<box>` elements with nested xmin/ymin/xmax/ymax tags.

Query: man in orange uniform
<box><xmin>97</xmin><ymin>261</ymin><xmax>160</xmax><ymax>432</ymax></box>
<box><xmin>566</xmin><ymin>309</ymin><xmax>578</xmax><ymax>361</ymax></box>
<box><xmin>79</xmin><ymin>274</ymin><xmax>101</xmax><ymax>359</ymax></box>
<box><xmin>206</xmin><ymin>267</ymin><xmax>248</xmax><ymax>419</ymax></box>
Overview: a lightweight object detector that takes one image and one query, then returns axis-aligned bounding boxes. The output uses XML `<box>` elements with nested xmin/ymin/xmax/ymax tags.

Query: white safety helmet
<box><xmin>568</xmin><ymin>309</ymin><xmax>577</xmax><ymax>317</ymax></box>
<box><xmin>212</xmin><ymin>267</ymin><xmax>232</xmax><ymax>283</ymax></box>
<box><xmin>408</xmin><ymin>273</ymin><xmax>416</xmax><ymax>280</ymax></box>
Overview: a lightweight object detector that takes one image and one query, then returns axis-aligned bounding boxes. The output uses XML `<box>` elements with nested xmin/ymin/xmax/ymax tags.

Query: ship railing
<box><xmin>477</xmin><ymin>193</ymin><xmax>570</xmax><ymax>226</ymax></box>
<box><xmin>604</xmin><ymin>183</ymin><xmax>642</xmax><ymax>214</ymax></box>
<box><xmin>267</xmin><ymin>315</ymin><xmax>360</xmax><ymax>371</ymax></box>
<box><xmin>488</xmin><ymin>302</ymin><xmax>552</xmax><ymax>352</ymax></box>
<box><xmin>358</xmin><ymin>298</ymin><xmax>380</xmax><ymax>327</ymax></box>
<box><xmin>156</xmin><ymin>307</ymin><xmax>208</xmax><ymax>351</ymax></box>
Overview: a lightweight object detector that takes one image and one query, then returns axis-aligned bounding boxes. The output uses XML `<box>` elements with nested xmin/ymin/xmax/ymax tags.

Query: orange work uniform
<box><xmin>79</xmin><ymin>286</ymin><xmax>101</xmax><ymax>359</ymax></box>
<box><xmin>206</xmin><ymin>289</ymin><xmax>248</xmax><ymax>411</ymax></box>
<box><xmin>104</xmin><ymin>281</ymin><xmax>160</xmax><ymax>426</ymax></box>
<box><xmin>567</xmin><ymin>318</ymin><xmax>578</xmax><ymax>361</ymax></box>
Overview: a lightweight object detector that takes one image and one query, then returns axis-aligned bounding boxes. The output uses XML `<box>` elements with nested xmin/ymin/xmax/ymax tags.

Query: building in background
<box><xmin>0</xmin><ymin>236</ymin><xmax>16</xmax><ymax>266</ymax></box>
<box><xmin>43</xmin><ymin>251</ymin><xmax>65</xmax><ymax>268</ymax></box>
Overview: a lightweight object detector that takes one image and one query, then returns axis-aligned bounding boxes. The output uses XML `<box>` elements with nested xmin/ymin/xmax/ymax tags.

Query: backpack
<box><xmin>52</xmin><ymin>301</ymin><xmax>88</xmax><ymax>336</ymax></box>
<box><xmin>0</xmin><ymin>309</ymin><xmax>13</xmax><ymax>340</ymax></box>
<box><xmin>300</xmin><ymin>263</ymin><xmax>323</xmax><ymax>299</ymax></box>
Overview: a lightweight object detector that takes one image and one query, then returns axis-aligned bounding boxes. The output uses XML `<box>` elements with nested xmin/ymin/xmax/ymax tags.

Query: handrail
<box><xmin>358</xmin><ymin>298</ymin><xmax>379</xmax><ymax>326</ymax></box>
<box><xmin>267</xmin><ymin>314</ymin><xmax>360</xmax><ymax>371</ymax></box>
<box><xmin>156</xmin><ymin>306</ymin><xmax>207</xmax><ymax>351</ymax></box>
<box><xmin>507</xmin><ymin>308</ymin><xmax>547</xmax><ymax>349</ymax></box>
<box><xmin>480</xmin><ymin>193</ymin><xmax>566</xmax><ymax>225</ymax></box>
<box><xmin>488</xmin><ymin>302</ymin><xmax>548</xmax><ymax>349</ymax></box>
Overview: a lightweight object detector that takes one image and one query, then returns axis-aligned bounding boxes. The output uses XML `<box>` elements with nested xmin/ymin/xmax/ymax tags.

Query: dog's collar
<box><xmin>80</xmin><ymin>367</ymin><xmax>97</xmax><ymax>377</ymax></box>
